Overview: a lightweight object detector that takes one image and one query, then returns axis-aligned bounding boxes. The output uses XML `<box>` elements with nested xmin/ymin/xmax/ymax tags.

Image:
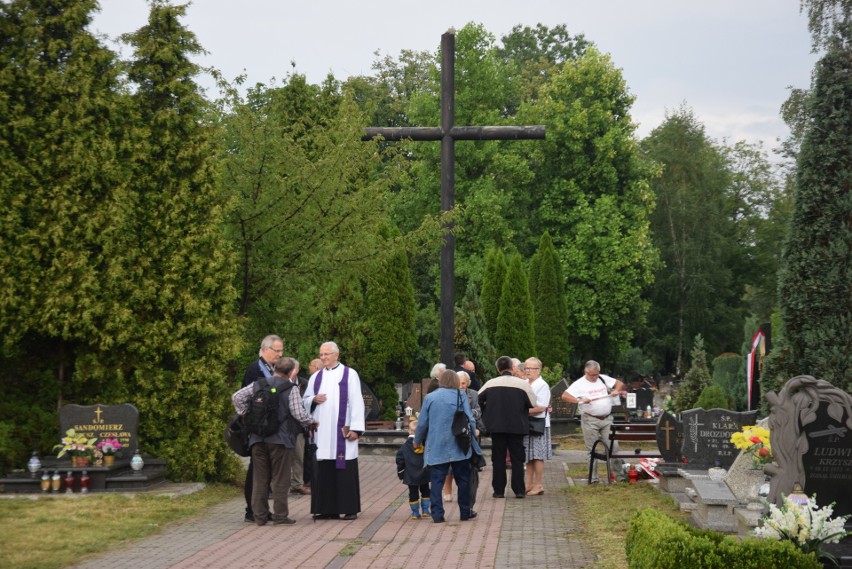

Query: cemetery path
<box><xmin>65</xmin><ymin>450</ymin><xmax>597</xmax><ymax>569</ymax></box>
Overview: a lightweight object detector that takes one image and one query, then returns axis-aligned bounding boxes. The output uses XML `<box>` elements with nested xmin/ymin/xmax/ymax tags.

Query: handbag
<box><xmin>451</xmin><ymin>390</ymin><xmax>472</xmax><ymax>454</ymax></box>
<box><xmin>224</xmin><ymin>413</ymin><xmax>251</xmax><ymax>457</ymax></box>
<box><xmin>529</xmin><ymin>412</ymin><xmax>547</xmax><ymax>436</ymax></box>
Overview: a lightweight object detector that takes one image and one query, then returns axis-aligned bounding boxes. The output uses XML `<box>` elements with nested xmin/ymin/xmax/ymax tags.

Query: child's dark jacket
<box><xmin>396</xmin><ymin>436</ymin><xmax>431</xmax><ymax>486</ymax></box>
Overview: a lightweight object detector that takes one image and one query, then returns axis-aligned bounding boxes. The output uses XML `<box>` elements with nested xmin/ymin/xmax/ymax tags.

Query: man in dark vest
<box><xmin>239</xmin><ymin>334</ymin><xmax>284</xmax><ymax>522</ymax></box>
<box><xmin>232</xmin><ymin>357</ymin><xmax>315</xmax><ymax>526</ymax></box>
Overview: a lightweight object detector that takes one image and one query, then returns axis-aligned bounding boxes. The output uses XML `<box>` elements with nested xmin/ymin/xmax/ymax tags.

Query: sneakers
<box><xmin>343</xmin><ymin>513</ymin><xmax>358</xmax><ymax>521</ymax></box>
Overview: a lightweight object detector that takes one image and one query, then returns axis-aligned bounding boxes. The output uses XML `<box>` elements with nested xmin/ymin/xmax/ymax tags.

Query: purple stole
<box><xmin>313</xmin><ymin>365</ymin><xmax>350</xmax><ymax>469</ymax></box>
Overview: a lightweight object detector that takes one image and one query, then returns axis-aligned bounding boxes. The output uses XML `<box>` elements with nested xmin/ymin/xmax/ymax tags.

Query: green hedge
<box><xmin>626</xmin><ymin>509</ymin><xmax>821</xmax><ymax>569</ymax></box>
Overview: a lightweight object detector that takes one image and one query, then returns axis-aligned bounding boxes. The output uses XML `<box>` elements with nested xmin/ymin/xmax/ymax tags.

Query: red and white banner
<box><xmin>747</xmin><ymin>329</ymin><xmax>765</xmax><ymax>411</ymax></box>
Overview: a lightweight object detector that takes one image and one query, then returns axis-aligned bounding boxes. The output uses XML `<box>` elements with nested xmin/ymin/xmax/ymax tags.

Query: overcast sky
<box><xmin>90</xmin><ymin>1</ymin><xmax>817</xmax><ymax>151</ymax></box>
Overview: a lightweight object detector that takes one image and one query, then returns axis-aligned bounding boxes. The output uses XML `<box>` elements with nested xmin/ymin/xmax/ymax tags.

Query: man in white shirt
<box><xmin>561</xmin><ymin>360</ymin><xmax>625</xmax><ymax>483</ymax></box>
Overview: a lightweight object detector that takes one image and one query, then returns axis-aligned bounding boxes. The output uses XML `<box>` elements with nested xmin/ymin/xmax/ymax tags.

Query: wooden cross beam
<box><xmin>362</xmin><ymin>30</ymin><xmax>545</xmax><ymax>366</ymax></box>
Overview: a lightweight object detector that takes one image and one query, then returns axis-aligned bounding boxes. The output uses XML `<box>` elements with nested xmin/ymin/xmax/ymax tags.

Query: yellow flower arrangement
<box><xmin>730</xmin><ymin>425</ymin><xmax>773</xmax><ymax>468</ymax></box>
<box><xmin>53</xmin><ymin>428</ymin><xmax>97</xmax><ymax>459</ymax></box>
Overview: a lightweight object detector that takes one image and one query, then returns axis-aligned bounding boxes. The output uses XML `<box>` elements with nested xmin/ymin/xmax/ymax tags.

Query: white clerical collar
<box><xmin>325</xmin><ymin>363</ymin><xmax>341</xmax><ymax>371</ymax></box>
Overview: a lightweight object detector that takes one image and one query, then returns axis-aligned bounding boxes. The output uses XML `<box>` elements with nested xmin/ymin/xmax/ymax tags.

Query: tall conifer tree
<box><xmin>495</xmin><ymin>253</ymin><xmax>535</xmax><ymax>358</ymax></box>
<box><xmin>532</xmin><ymin>233</ymin><xmax>570</xmax><ymax>368</ymax></box>
<box><xmin>362</xmin><ymin>229</ymin><xmax>417</xmax><ymax>415</ymax></box>
<box><xmin>116</xmin><ymin>1</ymin><xmax>242</xmax><ymax>479</ymax></box>
<box><xmin>763</xmin><ymin>22</ymin><xmax>852</xmax><ymax>394</ymax></box>
<box><xmin>481</xmin><ymin>247</ymin><xmax>506</xmax><ymax>344</ymax></box>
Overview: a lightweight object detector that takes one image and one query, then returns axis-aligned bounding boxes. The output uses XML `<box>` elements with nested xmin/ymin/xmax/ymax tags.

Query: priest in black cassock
<box><xmin>303</xmin><ymin>341</ymin><xmax>366</xmax><ymax>520</ymax></box>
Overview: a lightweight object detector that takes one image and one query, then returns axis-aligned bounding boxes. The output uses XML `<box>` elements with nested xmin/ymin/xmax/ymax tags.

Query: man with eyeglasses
<box><xmin>303</xmin><ymin>341</ymin><xmax>366</xmax><ymax>520</ymax></box>
<box><xmin>240</xmin><ymin>335</ymin><xmax>285</xmax><ymax>522</ymax></box>
<box><xmin>561</xmin><ymin>360</ymin><xmax>625</xmax><ymax>483</ymax></box>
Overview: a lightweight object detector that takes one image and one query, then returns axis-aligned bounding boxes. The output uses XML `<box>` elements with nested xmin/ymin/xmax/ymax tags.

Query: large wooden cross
<box><xmin>363</xmin><ymin>30</ymin><xmax>545</xmax><ymax>366</ymax></box>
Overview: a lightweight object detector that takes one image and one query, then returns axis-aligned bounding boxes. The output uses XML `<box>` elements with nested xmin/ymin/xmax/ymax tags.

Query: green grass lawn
<box><xmin>563</xmin><ymin>462</ymin><xmax>691</xmax><ymax>569</ymax></box>
<box><xmin>0</xmin><ymin>484</ymin><xmax>240</xmax><ymax>569</ymax></box>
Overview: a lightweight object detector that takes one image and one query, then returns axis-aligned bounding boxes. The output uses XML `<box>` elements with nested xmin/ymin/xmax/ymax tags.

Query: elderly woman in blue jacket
<box><xmin>414</xmin><ymin>369</ymin><xmax>482</xmax><ymax>523</ymax></box>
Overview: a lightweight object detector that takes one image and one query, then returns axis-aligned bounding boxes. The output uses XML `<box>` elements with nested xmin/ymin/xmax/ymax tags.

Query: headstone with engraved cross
<box><xmin>656</xmin><ymin>410</ymin><xmax>683</xmax><ymax>464</ymax></box>
<box><xmin>681</xmin><ymin>408</ymin><xmax>758</xmax><ymax>469</ymax></box>
<box><xmin>363</xmin><ymin>29</ymin><xmax>545</xmax><ymax>366</ymax></box>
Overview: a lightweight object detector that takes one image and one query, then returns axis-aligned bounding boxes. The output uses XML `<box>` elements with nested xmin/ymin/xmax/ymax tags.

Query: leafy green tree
<box><xmin>641</xmin><ymin>107</ymin><xmax>741</xmax><ymax>374</ymax></box>
<box><xmin>362</xmin><ymin>227</ymin><xmax>417</xmax><ymax>415</ymax></box>
<box><xmin>531</xmin><ymin>233</ymin><xmax>569</xmax><ymax>368</ymax></box>
<box><xmin>481</xmin><ymin>247</ymin><xmax>507</xmax><ymax>343</ymax></box>
<box><xmin>518</xmin><ymin>47</ymin><xmax>659</xmax><ymax>363</ymax></box>
<box><xmin>763</xmin><ymin>21</ymin><xmax>852</xmax><ymax>394</ymax></box>
<box><xmin>495</xmin><ymin>253</ymin><xmax>535</xmax><ymax>358</ymax></box>
<box><xmin>722</xmin><ymin>140</ymin><xmax>790</xmax><ymax>321</ymax></box>
<box><xmin>215</xmin><ymin>74</ymin><xmax>409</xmax><ymax>365</ymax></box>
<box><xmin>496</xmin><ymin>23</ymin><xmax>589</xmax><ymax>112</ymax></box>
<box><xmin>114</xmin><ymin>1</ymin><xmax>243</xmax><ymax>480</ymax></box>
<box><xmin>674</xmin><ymin>335</ymin><xmax>713</xmax><ymax>412</ymax></box>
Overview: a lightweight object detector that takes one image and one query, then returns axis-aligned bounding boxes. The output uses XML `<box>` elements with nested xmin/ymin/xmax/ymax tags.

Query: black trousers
<box><xmin>490</xmin><ymin>433</ymin><xmax>525</xmax><ymax>496</ymax></box>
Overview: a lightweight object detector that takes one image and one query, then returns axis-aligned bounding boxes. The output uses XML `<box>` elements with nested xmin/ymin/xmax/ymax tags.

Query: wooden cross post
<box><xmin>362</xmin><ymin>29</ymin><xmax>545</xmax><ymax>365</ymax></box>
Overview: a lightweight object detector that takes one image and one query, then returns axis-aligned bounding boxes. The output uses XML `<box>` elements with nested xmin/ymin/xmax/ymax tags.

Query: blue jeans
<box><xmin>429</xmin><ymin>459</ymin><xmax>472</xmax><ymax>521</ymax></box>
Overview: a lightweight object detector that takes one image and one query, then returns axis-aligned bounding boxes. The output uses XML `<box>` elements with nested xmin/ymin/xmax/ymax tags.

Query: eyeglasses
<box><xmin>267</xmin><ymin>347</ymin><xmax>284</xmax><ymax>354</ymax></box>
<box><xmin>319</xmin><ymin>352</ymin><xmax>335</xmax><ymax>357</ymax></box>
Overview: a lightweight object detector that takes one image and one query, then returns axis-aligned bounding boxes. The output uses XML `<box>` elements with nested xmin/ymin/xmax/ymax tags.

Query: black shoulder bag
<box><xmin>451</xmin><ymin>390</ymin><xmax>472</xmax><ymax>454</ymax></box>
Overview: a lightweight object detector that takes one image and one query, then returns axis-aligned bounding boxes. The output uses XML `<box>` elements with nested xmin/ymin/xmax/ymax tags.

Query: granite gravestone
<box><xmin>656</xmin><ymin>410</ymin><xmax>684</xmax><ymax>464</ymax></box>
<box><xmin>550</xmin><ymin>379</ymin><xmax>578</xmax><ymax>420</ymax></box>
<box><xmin>59</xmin><ymin>403</ymin><xmax>139</xmax><ymax>456</ymax></box>
<box><xmin>361</xmin><ymin>381</ymin><xmax>382</xmax><ymax>421</ymax></box>
<box><xmin>800</xmin><ymin>400</ymin><xmax>852</xmax><ymax>519</ymax></box>
<box><xmin>681</xmin><ymin>408</ymin><xmax>758</xmax><ymax>469</ymax></box>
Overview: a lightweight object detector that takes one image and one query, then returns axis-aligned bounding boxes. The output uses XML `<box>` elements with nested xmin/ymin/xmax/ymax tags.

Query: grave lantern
<box><xmin>27</xmin><ymin>451</ymin><xmax>41</xmax><ymax>478</ymax></box>
<box><xmin>130</xmin><ymin>450</ymin><xmax>144</xmax><ymax>472</ymax></box>
<box><xmin>405</xmin><ymin>406</ymin><xmax>413</xmax><ymax>417</ymax></box>
<box><xmin>787</xmin><ymin>482</ymin><xmax>809</xmax><ymax>507</ymax></box>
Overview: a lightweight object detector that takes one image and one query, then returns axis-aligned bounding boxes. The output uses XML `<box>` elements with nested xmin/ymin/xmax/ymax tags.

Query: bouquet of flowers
<box><xmin>53</xmin><ymin>428</ymin><xmax>97</xmax><ymax>459</ymax></box>
<box><xmin>754</xmin><ymin>493</ymin><xmax>850</xmax><ymax>565</ymax></box>
<box><xmin>730</xmin><ymin>425</ymin><xmax>773</xmax><ymax>468</ymax></box>
<box><xmin>96</xmin><ymin>438</ymin><xmax>123</xmax><ymax>456</ymax></box>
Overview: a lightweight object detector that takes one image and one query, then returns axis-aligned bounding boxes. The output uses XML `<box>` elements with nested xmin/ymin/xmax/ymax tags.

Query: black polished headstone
<box><xmin>656</xmin><ymin>410</ymin><xmax>684</xmax><ymax>463</ymax></box>
<box><xmin>59</xmin><ymin>403</ymin><xmax>139</xmax><ymax>455</ymax></box>
<box><xmin>550</xmin><ymin>379</ymin><xmax>577</xmax><ymax>419</ymax></box>
<box><xmin>632</xmin><ymin>387</ymin><xmax>655</xmax><ymax>414</ymax></box>
<box><xmin>801</xmin><ymin>400</ymin><xmax>852</xmax><ymax>519</ymax></box>
<box><xmin>681</xmin><ymin>408</ymin><xmax>758</xmax><ymax>469</ymax></box>
<box><xmin>361</xmin><ymin>381</ymin><xmax>382</xmax><ymax>421</ymax></box>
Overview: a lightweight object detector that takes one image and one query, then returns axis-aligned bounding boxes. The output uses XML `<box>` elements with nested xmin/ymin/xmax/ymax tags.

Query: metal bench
<box><xmin>588</xmin><ymin>422</ymin><xmax>661</xmax><ymax>484</ymax></box>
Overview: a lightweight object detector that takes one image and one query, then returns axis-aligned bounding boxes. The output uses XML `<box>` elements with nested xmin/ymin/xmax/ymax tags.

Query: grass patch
<box><xmin>0</xmin><ymin>484</ymin><xmax>240</xmax><ymax>569</ymax></box>
<box><xmin>565</xmin><ymin>476</ymin><xmax>690</xmax><ymax>569</ymax></box>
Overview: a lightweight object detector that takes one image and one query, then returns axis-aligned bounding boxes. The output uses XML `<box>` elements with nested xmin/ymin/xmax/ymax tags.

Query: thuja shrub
<box><xmin>626</xmin><ymin>509</ymin><xmax>821</xmax><ymax>569</ymax></box>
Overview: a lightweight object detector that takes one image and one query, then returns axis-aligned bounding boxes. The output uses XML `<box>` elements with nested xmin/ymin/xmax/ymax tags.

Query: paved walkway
<box><xmin>67</xmin><ymin>450</ymin><xmax>597</xmax><ymax>569</ymax></box>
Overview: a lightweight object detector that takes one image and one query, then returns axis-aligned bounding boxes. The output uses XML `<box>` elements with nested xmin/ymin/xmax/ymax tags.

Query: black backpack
<box><xmin>244</xmin><ymin>378</ymin><xmax>290</xmax><ymax>437</ymax></box>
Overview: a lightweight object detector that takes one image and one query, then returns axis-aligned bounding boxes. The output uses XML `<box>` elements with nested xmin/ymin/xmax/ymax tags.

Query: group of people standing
<box><xmin>233</xmin><ymin>336</ymin><xmax>367</xmax><ymax>526</ymax></box>
<box><xmin>402</xmin><ymin>353</ymin><xmax>553</xmax><ymax>523</ymax></box>
<box><xmin>231</xmin><ymin>338</ymin><xmax>620</xmax><ymax>527</ymax></box>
